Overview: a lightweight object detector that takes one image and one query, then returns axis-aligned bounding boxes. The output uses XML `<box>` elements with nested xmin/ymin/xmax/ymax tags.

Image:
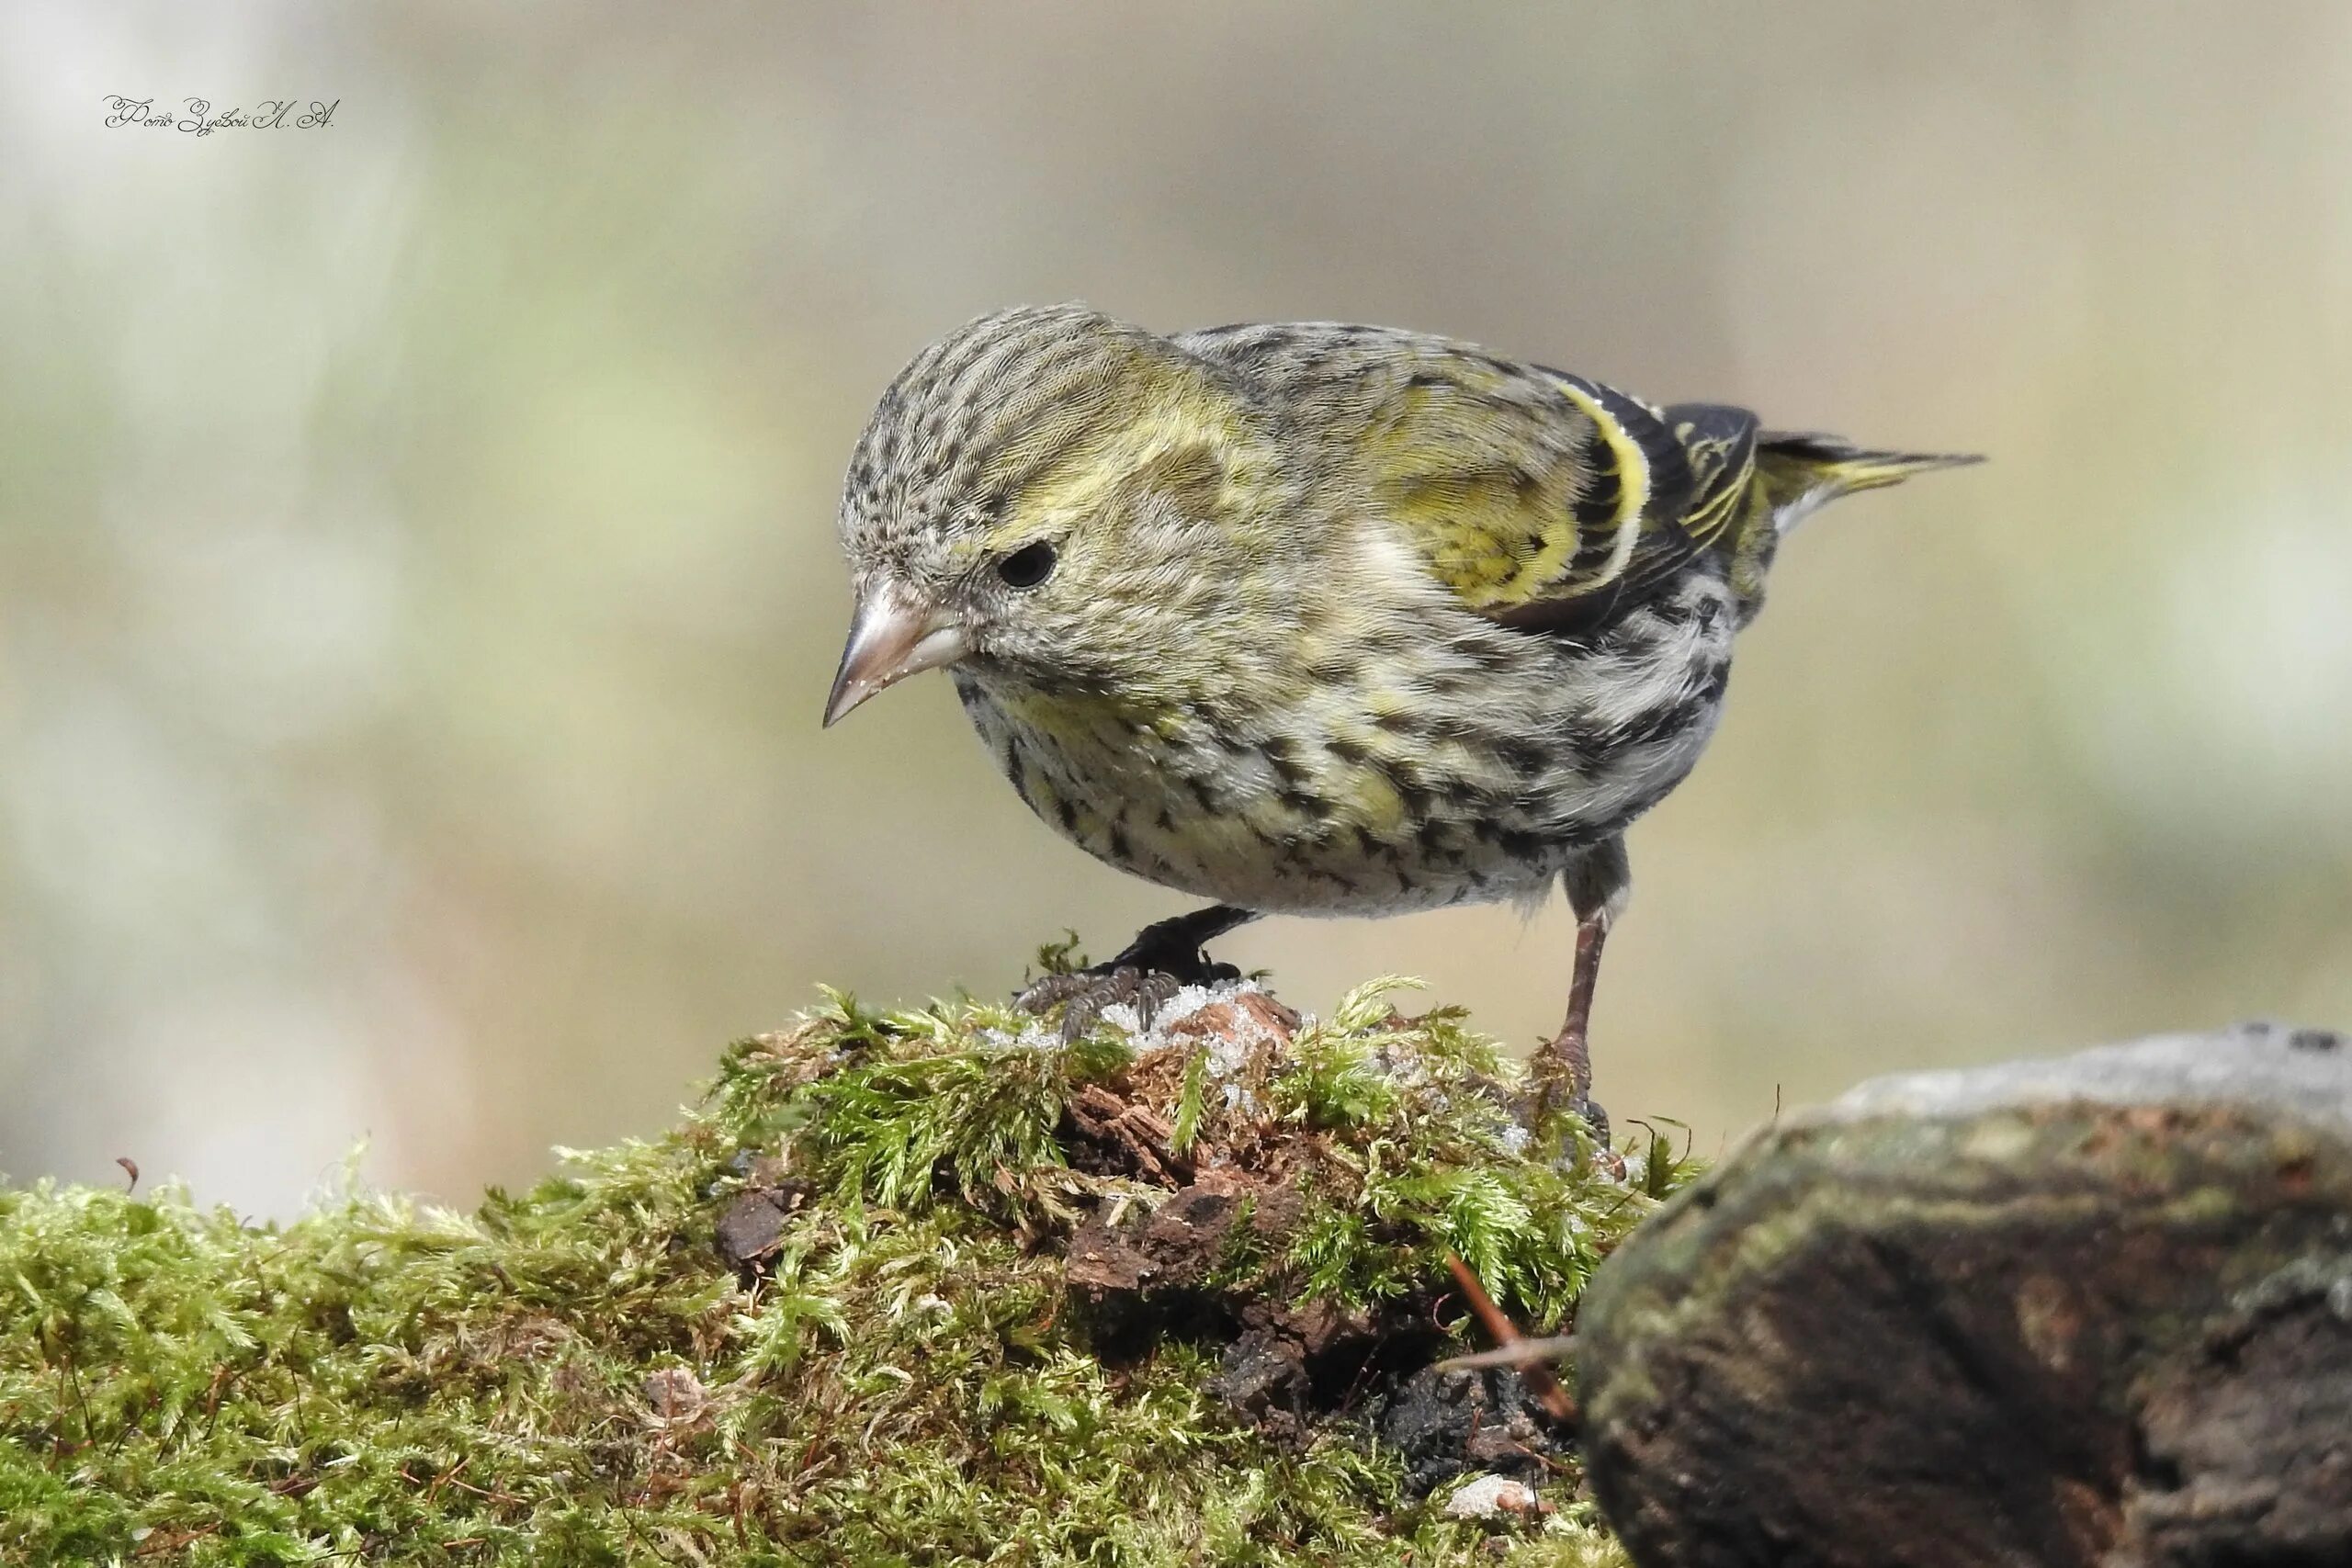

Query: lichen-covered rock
<box><xmin>1576</xmin><ymin>1021</ymin><xmax>2352</xmax><ymax>1568</ymax></box>
<box><xmin>0</xmin><ymin>961</ymin><xmax>1672</xmax><ymax>1567</ymax></box>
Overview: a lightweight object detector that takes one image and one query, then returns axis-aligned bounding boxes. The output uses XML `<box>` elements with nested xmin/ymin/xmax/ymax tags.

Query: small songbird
<box><xmin>824</xmin><ymin>304</ymin><xmax>1975</xmax><ymax>1130</ymax></box>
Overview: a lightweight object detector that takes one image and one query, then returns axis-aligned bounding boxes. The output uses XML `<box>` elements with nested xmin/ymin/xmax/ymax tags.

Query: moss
<box><xmin>0</xmin><ymin>964</ymin><xmax>1679</xmax><ymax>1566</ymax></box>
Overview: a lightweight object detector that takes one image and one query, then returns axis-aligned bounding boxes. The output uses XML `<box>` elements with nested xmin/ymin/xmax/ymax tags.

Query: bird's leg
<box><xmin>1529</xmin><ymin>838</ymin><xmax>1628</xmax><ymax>1146</ymax></box>
<box><xmin>1017</xmin><ymin>904</ymin><xmax>1261</xmax><ymax>1039</ymax></box>
<box><xmin>1530</xmin><ymin>911</ymin><xmax>1611</xmax><ymax>1142</ymax></box>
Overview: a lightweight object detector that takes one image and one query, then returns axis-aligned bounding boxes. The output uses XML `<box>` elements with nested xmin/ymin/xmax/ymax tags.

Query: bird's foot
<box><xmin>1521</xmin><ymin>1084</ymin><xmax>1613</xmax><ymax>1158</ymax></box>
<box><xmin>1015</xmin><ymin>914</ymin><xmax>1242</xmax><ymax>1041</ymax></box>
<box><xmin>1524</xmin><ymin>1030</ymin><xmax>1620</xmax><ymax>1175</ymax></box>
<box><xmin>1017</xmin><ymin>966</ymin><xmax>1188</xmax><ymax>1042</ymax></box>
<box><xmin>1565</xmin><ymin>1094</ymin><xmax>1611</xmax><ymax>1151</ymax></box>
<box><xmin>1542</xmin><ymin>1092</ymin><xmax>1622</xmax><ymax>1179</ymax></box>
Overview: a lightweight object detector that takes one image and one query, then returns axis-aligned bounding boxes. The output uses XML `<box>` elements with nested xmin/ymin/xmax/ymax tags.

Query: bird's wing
<box><xmin>1181</xmin><ymin>325</ymin><xmax>1758</xmax><ymax>635</ymax></box>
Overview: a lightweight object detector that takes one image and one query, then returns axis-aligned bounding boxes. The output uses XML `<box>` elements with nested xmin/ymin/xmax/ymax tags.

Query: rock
<box><xmin>1443</xmin><ymin>1472</ymin><xmax>1545</xmax><ymax>1520</ymax></box>
<box><xmin>1577</xmin><ymin>1021</ymin><xmax>2352</xmax><ymax>1568</ymax></box>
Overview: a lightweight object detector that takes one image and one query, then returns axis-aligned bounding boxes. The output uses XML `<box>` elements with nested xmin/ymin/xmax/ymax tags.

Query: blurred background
<box><xmin>4</xmin><ymin>3</ymin><xmax>2348</xmax><ymax>1217</ymax></box>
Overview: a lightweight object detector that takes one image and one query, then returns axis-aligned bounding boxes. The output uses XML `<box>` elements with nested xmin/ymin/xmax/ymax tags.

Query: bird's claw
<box><xmin>1567</xmin><ymin>1096</ymin><xmax>1628</xmax><ymax>1179</ymax></box>
<box><xmin>1521</xmin><ymin>1055</ymin><xmax>1619</xmax><ymax>1175</ymax></box>
<box><xmin>1015</xmin><ymin>922</ymin><xmax>1240</xmax><ymax>1041</ymax></box>
<box><xmin>1518</xmin><ymin>1093</ymin><xmax>1619</xmax><ymax>1178</ymax></box>
<box><xmin>1567</xmin><ymin>1095</ymin><xmax>1611</xmax><ymax>1151</ymax></box>
<box><xmin>1017</xmin><ymin>965</ymin><xmax>1181</xmax><ymax>1042</ymax></box>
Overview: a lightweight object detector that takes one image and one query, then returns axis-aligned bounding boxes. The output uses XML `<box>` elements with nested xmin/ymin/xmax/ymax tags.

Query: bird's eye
<box><xmin>996</xmin><ymin>541</ymin><xmax>1057</xmax><ymax>589</ymax></box>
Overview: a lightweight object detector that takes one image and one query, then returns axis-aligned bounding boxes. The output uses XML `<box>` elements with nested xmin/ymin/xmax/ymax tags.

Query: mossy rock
<box><xmin>1</xmin><ymin>963</ymin><xmax>1686</xmax><ymax>1566</ymax></box>
<box><xmin>1577</xmin><ymin>1021</ymin><xmax>2352</xmax><ymax>1568</ymax></box>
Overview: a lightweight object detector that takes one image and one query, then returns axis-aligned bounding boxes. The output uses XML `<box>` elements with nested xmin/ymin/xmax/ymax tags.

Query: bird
<box><xmin>822</xmin><ymin>303</ymin><xmax>1976</xmax><ymax>1134</ymax></box>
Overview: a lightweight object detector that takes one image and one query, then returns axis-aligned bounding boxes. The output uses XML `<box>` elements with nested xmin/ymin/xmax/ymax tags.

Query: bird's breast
<box><xmin>950</xmin><ymin>571</ymin><xmax>1736</xmax><ymax>915</ymax></box>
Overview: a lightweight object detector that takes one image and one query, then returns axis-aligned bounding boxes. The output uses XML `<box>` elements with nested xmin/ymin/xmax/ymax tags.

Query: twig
<box><xmin>1435</xmin><ymin>1334</ymin><xmax>1578</xmax><ymax>1372</ymax></box>
<box><xmin>1504</xmin><ymin>1435</ymin><xmax>1578</xmax><ymax>1476</ymax></box>
<box><xmin>1442</xmin><ymin>1252</ymin><xmax>1577</xmax><ymax>1424</ymax></box>
<box><xmin>402</xmin><ymin>1461</ymin><xmax>524</xmax><ymax>1507</ymax></box>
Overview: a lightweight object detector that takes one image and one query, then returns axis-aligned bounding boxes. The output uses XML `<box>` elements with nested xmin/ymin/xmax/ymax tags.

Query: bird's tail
<box><xmin>1755</xmin><ymin>432</ymin><xmax>1982</xmax><ymax>534</ymax></box>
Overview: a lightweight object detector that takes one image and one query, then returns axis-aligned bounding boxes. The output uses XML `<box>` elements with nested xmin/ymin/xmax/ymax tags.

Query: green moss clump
<box><xmin>1</xmin><ymin>972</ymin><xmax>1684</xmax><ymax>1566</ymax></box>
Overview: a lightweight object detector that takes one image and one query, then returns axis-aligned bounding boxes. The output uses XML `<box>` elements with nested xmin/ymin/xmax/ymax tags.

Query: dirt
<box><xmin>1050</xmin><ymin>996</ymin><xmax>1574</xmax><ymax>1490</ymax></box>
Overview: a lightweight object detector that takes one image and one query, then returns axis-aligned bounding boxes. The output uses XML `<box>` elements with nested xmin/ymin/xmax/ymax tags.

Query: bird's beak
<box><xmin>822</xmin><ymin>583</ymin><xmax>971</xmax><ymax>727</ymax></box>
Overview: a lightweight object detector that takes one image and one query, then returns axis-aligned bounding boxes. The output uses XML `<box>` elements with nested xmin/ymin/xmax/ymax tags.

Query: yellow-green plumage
<box><xmin>826</xmin><ymin>304</ymin><xmax>1976</xmax><ymax>1098</ymax></box>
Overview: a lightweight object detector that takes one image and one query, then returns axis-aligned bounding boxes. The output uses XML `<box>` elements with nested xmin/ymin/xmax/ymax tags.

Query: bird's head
<box><xmin>824</xmin><ymin>304</ymin><xmax>1274</xmax><ymax>726</ymax></box>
